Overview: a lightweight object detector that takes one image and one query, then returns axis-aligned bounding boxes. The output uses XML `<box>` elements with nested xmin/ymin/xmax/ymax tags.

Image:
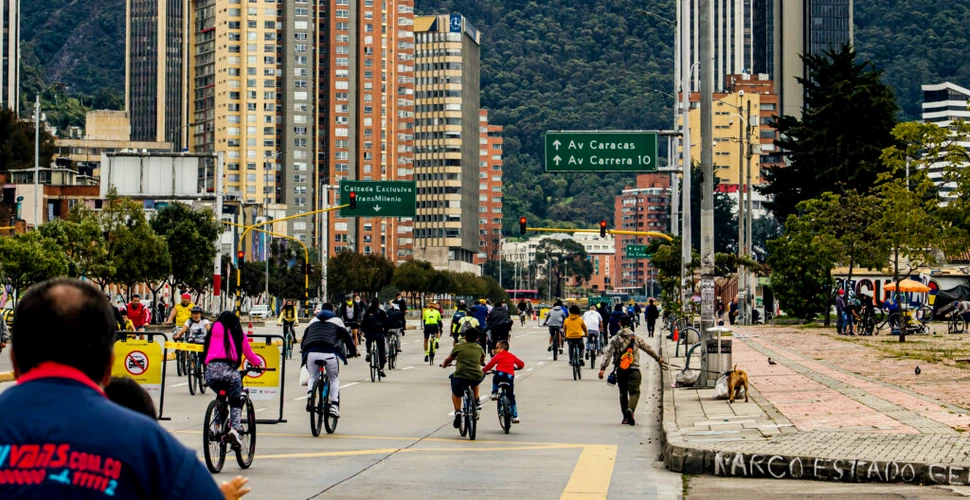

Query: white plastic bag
<box><xmin>675</xmin><ymin>370</ymin><xmax>700</xmax><ymax>387</ymax></box>
<box><xmin>713</xmin><ymin>373</ymin><xmax>729</xmax><ymax>399</ymax></box>
<box><xmin>299</xmin><ymin>364</ymin><xmax>310</xmax><ymax>386</ymax></box>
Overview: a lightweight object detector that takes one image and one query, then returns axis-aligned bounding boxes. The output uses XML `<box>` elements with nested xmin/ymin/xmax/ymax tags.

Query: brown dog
<box><xmin>727</xmin><ymin>364</ymin><xmax>749</xmax><ymax>403</ymax></box>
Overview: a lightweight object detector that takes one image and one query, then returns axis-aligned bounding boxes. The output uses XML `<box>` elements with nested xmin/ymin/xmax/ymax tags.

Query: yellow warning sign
<box><xmin>111</xmin><ymin>339</ymin><xmax>163</xmax><ymax>395</ymax></box>
<box><xmin>242</xmin><ymin>340</ymin><xmax>281</xmax><ymax>401</ymax></box>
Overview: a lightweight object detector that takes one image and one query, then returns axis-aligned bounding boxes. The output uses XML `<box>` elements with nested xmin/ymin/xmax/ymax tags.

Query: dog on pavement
<box><xmin>727</xmin><ymin>364</ymin><xmax>749</xmax><ymax>403</ymax></box>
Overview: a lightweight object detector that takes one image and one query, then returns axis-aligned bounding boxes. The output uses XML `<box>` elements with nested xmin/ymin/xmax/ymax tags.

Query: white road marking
<box><xmin>343</xmin><ymin>382</ymin><xmax>359</xmax><ymax>389</ymax></box>
<box><xmin>538</xmin><ymin>361</ymin><xmax>546</xmax><ymax>366</ymax></box>
<box><xmin>294</xmin><ymin>395</ymin><xmax>309</xmax><ymax>401</ymax></box>
<box><xmin>526</xmin><ymin>367</ymin><xmax>535</xmax><ymax>372</ymax></box>
<box><xmin>170</xmin><ymin>382</ymin><xmax>188</xmax><ymax>388</ymax></box>
<box><xmin>402</xmin><ymin>366</ymin><xmax>415</xmax><ymax>371</ymax></box>
<box><xmin>255</xmin><ymin>407</ymin><xmax>268</xmax><ymax>413</ymax></box>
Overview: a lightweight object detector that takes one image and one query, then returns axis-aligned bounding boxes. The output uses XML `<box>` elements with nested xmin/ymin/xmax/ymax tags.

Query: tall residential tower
<box><xmin>1</xmin><ymin>0</ymin><xmax>18</xmax><ymax>113</ymax></box>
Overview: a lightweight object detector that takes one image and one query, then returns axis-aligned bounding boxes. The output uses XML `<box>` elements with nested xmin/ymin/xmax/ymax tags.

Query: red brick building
<box><xmin>613</xmin><ymin>174</ymin><xmax>670</xmax><ymax>296</ymax></box>
<box><xmin>476</xmin><ymin>109</ymin><xmax>503</xmax><ymax>266</ymax></box>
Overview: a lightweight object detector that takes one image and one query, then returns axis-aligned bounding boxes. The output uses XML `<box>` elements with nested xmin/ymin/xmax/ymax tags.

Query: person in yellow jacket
<box><xmin>562</xmin><ymin>304</ymin><xmax>588</xmax><ymax>367</ymax></box>
<box><xmin>277</xmin><ymin>299</ymin><xmax>299</xmax><ymax>345</ymax></box>
<box><xmin>422</xmin><ymin>302</ymin><xmax>443</xmax><ymax>362</ymax></box>
<box><xmin>167</xmin><ymin>293</ymin><xmax>195</xmax><ymax>327</ymax></box>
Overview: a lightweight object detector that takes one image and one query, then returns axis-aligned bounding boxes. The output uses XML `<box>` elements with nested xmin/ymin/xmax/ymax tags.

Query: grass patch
<box><xmin>682</xmin><ymin>473</ymin><xmax>694</xmax><ymax>497</ymax></box>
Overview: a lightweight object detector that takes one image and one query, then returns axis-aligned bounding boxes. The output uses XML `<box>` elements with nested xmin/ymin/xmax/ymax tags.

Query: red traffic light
<box><xmin>236</xmin><ymin>250</ymin><xmax>245</xmax><ymax>260</ymax></box>
<box><xmin>599</xmin><ymin>220</ymin><xmax>608</xmax><ymax>238</ymax></box>
<box><xmin>519</xmin><ymin>217</ymin><xmax>527</xmax><ymax>235</ymax></box>
<box><xmin>348</xmin><ymin>191</ymin><xmax>357</xmax><ymax>209</ymax></box>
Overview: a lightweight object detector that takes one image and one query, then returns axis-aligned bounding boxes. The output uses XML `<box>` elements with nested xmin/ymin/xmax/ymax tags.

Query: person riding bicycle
<box><xmin>468</xmin><ymin>299</ymin><xmax>489</xmax><ymax>328</ymax></box>
<box><xmin>516</xmin><ymin>300</ymin><xmax>529</xmax><ymax>323</ymax></box>
<box><xmin>176</xmin><ymin>306</ymin><xmax>211</xmax><ymax>344</ymax></box>
<box><xmin>277</xmin><ymin>299</ymin><xmax>299</xmax><ymax>340</ymax></box>
<box><xmin>387</xmin><ymin>301</ymin><xmax>406</xmax><ymax>354</ymax></box>
<box><xmin>483</xmin><ymin>340</ymin><xmax>525</xmax><ymax>423</ymax></box>
<box><xmin>450</xmin><ymin>300</ymin><xmax>469</xmax><ymax>339</ymax></box>
<box><xmin>337</xmin><ymin>294</ymin><xmax>363</xmax><ymax>345</ymax></box>
<box><xmin>483</xmin><ymin>300</ymin><xmax>513</xmax><ymax>356</ymax></box>
<box><xmin>563</xmin><ymin>305</ymin><xmax>588</xmax><ymax>366</ymax></box>
<box><xmin>302</xmin><ymin>303</ymin><xmax>358</xmax><ymax>417</ymax></box>
<box><xmin>167</xmin><ymin>292</ymin><xmax>194</xmax><ymax>327</ymax></box>
<box><xmin>543</xmin><ymin>300</ymin><xmax>567</xmax><ymax>353</ymax></box>
<box><xmin>453</xmin><ymin>303</ymin><xmax>480</xmax><ymax>343</ymax></box>
<box><xmin>423</xmin><ymin>301</ymin><xmax>443</xmax><ymax>362</ymax></box>
<box><xmin>626</xmin><ymin>302</ymin><xmax>638</xmax><ymax>330</ymax></box>
<box><xmin>583</xmin><ymin>304</ymin><xmax>604</xmax><ymax>357</ymax></box>
<box><xmin>440</xmin><ymin>327</ymin><xmax>486</xmax><ymax>429</ymax></box>
<box><xmin>608</xmin><ymin>303</ymin><xmax>626</xmax><ymax>338</ymax></box>
<box><xmin>361</xmin><ymin>298</ymin><xmax>389</xmax><ymax>378</ymax></box>
<box><xmin>950</xmin><ymin>300</ymin><xmax>970</xmax><ymax>329</ymax></box>
<box><xmin>203</xmin><ymin>311</ymin><xmax>264</xmax><ymax>449</ymax></box>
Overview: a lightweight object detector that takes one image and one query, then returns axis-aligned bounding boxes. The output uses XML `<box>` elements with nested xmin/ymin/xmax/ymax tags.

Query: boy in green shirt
<box><xmin>440</xmin><ymin>327</ymin><xmax>485</xmax><ymax>428</ymax></box>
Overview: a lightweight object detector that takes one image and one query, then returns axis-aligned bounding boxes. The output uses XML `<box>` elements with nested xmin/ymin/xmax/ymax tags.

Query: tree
<box><xmin>688</xmin><ymin>164</ymin><xmax>738</xmax><ymax>253</ymax></box>
<box><xmin>325</xmin><ymin>250</ymin><xmax>394</xmax><ymax>300</ymax></box>
<box><xmin>761</xmin><ymin>44</ymin><xmax>899</xmax><ymax>220</ymax></box>
<box><xmin>0</xmin><ymin>108</ymin><xmax>57</xmax><ymax>172</ymax></box>
<box><xmin>151</xmin><ymin>203</ymin><xmax>222</xmax><ymax>294</ymax></box>
<box><xmin>766</xmin><ymin>213</ymin><xmax>838</xmax><ymax>321</ymax></box>
<box><xmin>38</xmin><ymin>212</ymin><xmax>107</xmax><ymax>278</ymax></box>
<box><xmin>0</xmin><ymin>231</ymin><xmax>69</xmax><ymax>292</ymax></box>
<box><xmin>749</xmin><ymin>216</ymin><xmax>784</xmax><ymax>262</ymax></box>
<box><xmin>648</xmin><ymin>236</ymin><xmax>699</xmax><ymax>318</ymax></box>
<box><xmin>534</xmin><ymin>237</ymin><xmax>592</xmax><ymax>299</ymax></box>
<box><xmin>482</xmin><ymin>259</ymin><xmax>515</xmax><ymax>288</ymax></box>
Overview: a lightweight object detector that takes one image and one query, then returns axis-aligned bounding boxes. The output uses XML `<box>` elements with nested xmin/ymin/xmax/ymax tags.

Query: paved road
<box><xmin>0</xmin><ymin>320</ymin><xmax>677</xmax><ymax>499</ymax></box>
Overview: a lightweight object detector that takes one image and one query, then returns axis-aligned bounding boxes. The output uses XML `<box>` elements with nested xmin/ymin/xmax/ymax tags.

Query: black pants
<box><xmin>647</xmin><ymin>319</ymin><xmax>657</xmax><ymax>337</ymax></box>
<box><xmin>489</xmin><ymin>326</ymin><xmax>511</xmax><ymax>353</ymax></box>
<box><xmin>617</xmin><ymin>368</ymin><xmax>642</xmax><ymax>415</ymax></box>
<box><xmin>365</xmin><ymin>333</ymin><xmax>386</xmax><ymax>370</ymax></box>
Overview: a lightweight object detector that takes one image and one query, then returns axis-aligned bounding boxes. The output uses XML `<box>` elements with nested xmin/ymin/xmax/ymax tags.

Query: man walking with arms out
<box><xmin>599</xmin><ymin>315</ymin><xmax>665</xmax><ymax>425</ymax></box>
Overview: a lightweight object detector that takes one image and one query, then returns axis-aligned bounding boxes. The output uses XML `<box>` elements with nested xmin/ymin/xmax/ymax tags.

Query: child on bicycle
<box><xmin>175</xmin><ymin>306</ymin><xmax>211</xmax><ymax>344</ymax></box>
<box><xmin>482</xmin><ymin>340</ymin><xmax>524</xmax><ymax>423</ymax></box>
<box><xmin>440</xmin><ymin>327</ymin><xmax>485</xmax><ymax>429</ymax></box>
<box><xmin>203</xmin><ymin>311</ymin><xmax>263</xmax><ymax>449</ymax></box>
<box><xmin>563</xmin><ymin>304</ymin><xmax>588</xmax><ymax>366</ymax></box>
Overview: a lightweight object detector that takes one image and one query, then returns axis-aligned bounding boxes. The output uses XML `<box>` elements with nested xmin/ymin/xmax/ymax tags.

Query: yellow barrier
<box><xmin>164</xmin><ymin>341</ymin><xmax>205</xmax><ymax>352</ymax></box>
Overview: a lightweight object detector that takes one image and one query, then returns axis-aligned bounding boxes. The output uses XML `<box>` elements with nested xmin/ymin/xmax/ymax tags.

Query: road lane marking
<box><xmin>172</xmin><ymin>429</ymin><xmax>594</xmax><ymax>446</ymax></box>
<box><xmin>560</xmin><ymin>445</ymin><xmax>617</xmax><ymax>500</ymax></box>
<box><xmin>526</xmin><ymin>368</ymin><xmax>535</xmax><ymax>372</ymax></box>
<box><xmin>170</xmin><ymin>382</ymin><xmax>188</xmax><ymax>388</ymax></box>
<box><xmin>257</xmin><ymin>444</ymin><xmax>579</xmax><ymax>460</ymax></box>
<box><xmin>255</xmin><ymin>407</ymin><xmax>268</xmax><ymax>413</ymax></box>
<box><xmin>294</xmin><ymin>395</ymin><xmax>309</xmax><ymax>401</ymax></box>
<box><xmin>343</xmin><ymin>382</ymin><xmax>359</xmax><ymax>388</ymax></box>
<box><xmin>401</xmin><ymin>366</ymin><xmax>415</xmax><ymax>370</ymax></box>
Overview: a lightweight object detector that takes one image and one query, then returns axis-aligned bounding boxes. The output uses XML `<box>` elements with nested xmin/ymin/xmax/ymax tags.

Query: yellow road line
<box><xmin>257</xmin><ymin>444</ymin><xmax>580</xmax><ymax>460</ymax></box>
<box><xmin>560</xmin><ymin>445</ymin><xmax>617</xmax><ymax>500</ymax></box>
<box><xmin>0</xmin><ymin>371</ymin><xmax>14</xmax><ymax>383</ymax></box>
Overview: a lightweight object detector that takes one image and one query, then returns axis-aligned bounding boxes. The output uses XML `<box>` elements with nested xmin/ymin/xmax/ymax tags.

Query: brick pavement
<box><xmin>661</xmin><ymin>324</ymin><xmax>970</xmax><ymax>485</ymax></box>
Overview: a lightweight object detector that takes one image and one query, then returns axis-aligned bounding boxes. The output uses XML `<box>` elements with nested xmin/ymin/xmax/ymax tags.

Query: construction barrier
<box><xmin>243</xmin><ymin>334</ymin><xmax>287</xmax><ymax>424</ymax></box>
<box><xmin>112</xmin><ymin>332</ymin><xmax>171</xmax><ymax>420</ymax></box>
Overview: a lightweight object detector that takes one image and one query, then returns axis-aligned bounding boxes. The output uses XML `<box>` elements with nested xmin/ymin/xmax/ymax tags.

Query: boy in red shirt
<box><xmin>483</xmin><ymin>340</ymin><xmax>525</xmax><ymax>423</ymax></box>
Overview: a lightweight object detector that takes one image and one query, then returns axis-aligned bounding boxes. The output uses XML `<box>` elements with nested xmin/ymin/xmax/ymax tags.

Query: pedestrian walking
<box><xmin>836</xmin><ymin>290</ymin><xmax>846</xmax><ymax>335</ymax></box>
<box><xmin>598</xmin><ymin>315</ymin><xmax>665</xmax><ymax>425</ymax></box>
<box><xmin>646</xmin><ymin>299</ymin><xmax>660</xmax><ymax>338</ymax></box>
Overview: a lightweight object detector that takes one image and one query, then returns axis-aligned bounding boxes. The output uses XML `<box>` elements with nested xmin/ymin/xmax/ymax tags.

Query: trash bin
<box><xmin>706</xmin><ymin>338</ymin><xmax>732</xmax><ymax>375</ymax></box>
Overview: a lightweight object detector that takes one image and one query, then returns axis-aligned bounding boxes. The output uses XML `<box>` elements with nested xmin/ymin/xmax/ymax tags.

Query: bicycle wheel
<box><xmin>370</xmin><ymin>344</ymin><xmax>378</xmax><ymax>383</ymax></box>
<box><xmin>552</xmin><ymin>336</ymin><xmax>559</xmax><ymax>361</ymax></box>
<box><xmin>589</xmin><ymin>343</ymin><xmax>597</xmax><ymax>372</ymax></box>
<box><xmin>428</xmin><ymin>339</ymin><xmax>436</xmax><ymax>366</ymax></box>
<box><xmin>387</xmin><ymin>340</ymin><xmax>397</xmax><ymax>370</ymax></box>
<box><xmin>187</xmin><ymin>355</ymin><xmax>197</xmax><ymax>395</ymax></box>
<box><xmin>203</xmin><ymin>400</ymin><xmax>227</xmax><ymax>473</ymax></box>
<box><xmin>917</xmin><ymin>306</ymin><xmax>934</xmax><ymax>324</ymax></box>
<box><xmin>176</xmin><ymin>350</ymin><xmax>185</xmax><ymax>377</ymax></box>
<box><xmin>466</xmin><ymin>392</ymin><xmax>477</xmax><ymax>441</ymax></box>
<box><xmin>310</xmin><ymin>377</ymin><xmax>323</xmax><ymax>437</ymax></box>
<box><xmin>323</xmin><ymin>380</ymin><xmax>339</xmax><ymax>434</ymax></box>
<box><xmin>197</xmin><ymin>358</ymin><xmax>207</xmax><ymax>394</ymax></box>
<box><xmin>235</xmin><ymin>398</ymin><xmax>256</xmax><ymax>469</ymax></box>
<box><xmin>498</xmin><ymin>394</ymin><xmax>511</xmax><ymax>434</ymax></box>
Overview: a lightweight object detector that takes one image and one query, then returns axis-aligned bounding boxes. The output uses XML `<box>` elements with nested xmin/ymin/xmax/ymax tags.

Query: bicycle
<box><xmin>859</xmin><ymin>310</ymin><xmax>878</xmax><ymax>336</ymax></box>
<box><xmin>489</xmin><ymin>371</ymin><xmax>513</xmax><ymax>434</ymax></box>
<box><xmin>569</xmin><ymin>341</ymin><xmax>582</xmax><ymax>381</ymax></box>
<box><xmin>203</xmin><ymin>366</ymin><xmax>273</xmax><ymax>473</ymax></box>
<box><xmin>186</xmin><ymin>351</ymin><xmax>207</xmax><ymax>396</ymax></box>
<box><xmin>586</xmin><ymin>334</ymin><xmax>600</xmax><ymax>374</ymax></box>
<box><xmin>519</xmin><ymin>311</ymin><xmax>526</xmax><ymax>326</ymax></box>
<box><xmin>386</xmin><ymin>330</ymin><xmax>400</xmax><ymax>370</ymax></box>
<box><xmin>548</xmin><ymin>327</ymin><xmax>563</xmax><ymax>361</ymax></box>
<box><xmin>369</xmin><ymin>340</ymin><xmax>382</xmax><ymax>383</ymax></box>
<box><xmin>308</xmin><ymin>359</ymin><xmax>339</xmax><ymax>436</ymax></box>
<box><xmin>948</xmin><ymin>313</ymin><xmax>966</xmax><ymax>334</ymax></box>
<box><xmin>457</xmin><ymin>381</ymin><xmax>478</xmax><ymax>441</ymax></box>
<box><xmin>282</xmin><ymin>322</ymin><xmax>296</xmax><ymax>360</ymax></box>
<box><xmin>427</xmin><ymin>328</ymin><xmax>439</xmax><ymax>366</ymax></box>
<box><xmin>173</xmin><ymin>327</ymin><xmax>186</xmax><ymax>377</ymax></box>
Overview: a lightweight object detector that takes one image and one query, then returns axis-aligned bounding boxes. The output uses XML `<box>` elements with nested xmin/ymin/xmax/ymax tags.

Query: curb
<box><xmin>658</xmin><ymin>340</ymin><xmax>970</xmax><ymax>486</ymax></box>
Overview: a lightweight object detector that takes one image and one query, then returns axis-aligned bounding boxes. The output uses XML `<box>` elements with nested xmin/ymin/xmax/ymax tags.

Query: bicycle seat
<box><xmin>314</xmin><ymin>360</ymin><xmax>326</xmax><ymax>367</ymax></box>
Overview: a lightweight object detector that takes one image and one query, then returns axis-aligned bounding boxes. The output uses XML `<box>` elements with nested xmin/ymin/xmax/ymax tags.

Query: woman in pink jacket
<box><xmin>203</xmin><ymin>311</ymin><xmax>263</xmax><ymax>448</ymax></box>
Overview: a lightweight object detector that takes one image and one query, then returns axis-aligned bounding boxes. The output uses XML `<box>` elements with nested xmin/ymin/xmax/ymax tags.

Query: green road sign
<box><xmin>339</xmin><ymin>180</ymin><xmax>416</xmax><ymax>217</ymax></box>
<box><xmin>625</xmin><ymin>244</ymin><xmax>649</xmax><ymax>259</ymax></box>
<box><xmin>545</xmin><ymin>131</ymin><xmax>658</xmax><ymax>173</ymax></box>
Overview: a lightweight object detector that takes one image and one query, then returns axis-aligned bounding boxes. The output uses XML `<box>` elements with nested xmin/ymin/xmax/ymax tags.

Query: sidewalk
<box><xmin>660</xmin><ymin>324</ymin><xmax>970</xmax><ymax>485</ymax></box>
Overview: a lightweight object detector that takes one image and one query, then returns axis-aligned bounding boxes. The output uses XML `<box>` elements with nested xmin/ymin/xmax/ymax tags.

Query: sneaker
<box><xmin>626</xmin><ymin>409</ymin><xmax>636</xmax><ymax>426</ymax></box>
<box><xmin>453</xmin><ymin>411</ymin><xmax>462</xmax><ymax>428</ymax></box>
<box><xmin>397</xmin><ymin>348</ymin><xmax>402</xmax><ymax>353</ymax></box>
<box><xmin>621</xmin><ymin>415</ymin><xmax>629</xmax><ymax>425</ymax></box>
<box><xmin>547</xmin><ymin>346</ymin><xmax>553</xmax><ymax>352</ymax></box>
<box><xmin>490</xmin><ymin>393</ymin><xmax>498</xmax><ymax>401</ymax></box>
<box><xmin>328</xmin><ymin>404</ymin><xmax>340</xmax><ymax>418</ymax></box>
<box><xmin>513</xmin><ymin>417</ymin><xmax>521</xmax><ymax>424</ymax></box>
<box><xmin>365</xmin><ymin>354</ymin><xmax>371</xmax><ymax>363</ymax></box>
<box><xmin>559</xmin><ymin>349</ymin><xmax>564</xmax><ymax>354</ymax></box>
<box><xmin>227</xmin><ymin>429</ymin><xmax>243</xmax><ymax>450</ymax></box>
<box><xmin>476</xmin><ymin>402</ymin><xmax>482</xmax><ymax>412</ymax></box>
<box><xmin>580</xmin><ymin>360</ymin><xmax>585</xmax><ymax>367</ymax></box>
<box><xmin>424</xmin><ymin>355</ymin><xmax>429</xmax><ymax>362</ymax></box>
<box><xmin>379</xmin><ymin>370</ymin><xmax>387</xmax><ymax>378</ymax></box>
<box><xmin>305</xmin><ymin>396</ymin><xmax>313</xmax><ymax>412</ymax></box>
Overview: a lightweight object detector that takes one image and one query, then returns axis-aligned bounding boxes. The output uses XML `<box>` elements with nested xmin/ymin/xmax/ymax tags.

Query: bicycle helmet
<box><xmin>457</xmin><ymin>299</ymin><xmax>466</xmax><ymax>309</ymax></box>
<box><xmin>190</xmin><ymin>306</ymin><xmax>204</xmax><ymax>313</ymax></box>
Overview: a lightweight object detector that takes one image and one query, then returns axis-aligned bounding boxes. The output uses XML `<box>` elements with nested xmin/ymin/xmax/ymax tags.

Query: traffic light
<box><xmin>237</xmin><ymin>250</ymin><xmax>245</xmax><ymax>264</ymax></box>
<box><xmin>599</xmin><ymin>220</ymin><xmax>608</xmax><ymax>238</ymax></box>
<box><xmin>519</xmin><ymin>217</ymin><xmax>527</xmax><ymax>235</ymax></box>
<box><xmin>348</xmin><ymin>191</ymin><xmax>357</xmax><ymax>209</ymax></box>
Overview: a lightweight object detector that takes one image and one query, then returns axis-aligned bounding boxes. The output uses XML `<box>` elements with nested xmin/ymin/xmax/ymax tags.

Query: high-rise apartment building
<box><xmin>476</xmin><ymin>109</ymin><xmax>503</xmax><ymax>266</ymax></box>
<box><xmin>315</xmin><ymin>0</ymin><xmax>415</xmax><ymax>261</ymax></box>
<box><xmin>413</xmin><ymin>14</ymin><xmax>481</xmax><ymax>273</ymax></box>
<box><xmin>1</xmin><ymin>0</ymin><xmax>18</xmax><ymax>113</ymax></box>
<box><xmin>921</xmin><ymin>82</ymin><xmax>970</xmax><ymax>203</ymax></box>
<box><xmin>279</xmin><ymin>0</ymin><xmax>314</xmax><ymax>244</ymax></box>
<box><xmin>613</xmin><ymin>174</ymin><xmax>670</xmax><ymax>295</ymax></box>
<box><xmin>186</xmin><ymin>0</ymin><xmax>282</xmax><ymax>207</ymax></box>
<box><xmin>126</xmin><ymin>0</ymin><xmax>188</xmax><ymax>149</ymax></box>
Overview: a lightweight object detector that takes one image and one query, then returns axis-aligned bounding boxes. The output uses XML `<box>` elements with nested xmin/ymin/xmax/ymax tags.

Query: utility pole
<box><xmin>671</xmin><ymin>0</ymin><xmax>681</xmax><ymax>239</ymax></box>
<box><xmin>33</xmin><ymin>96</ymin><xmax>40</xmax><ymax>228</ymax></box>
<box><xmin>745</xmin><ymin>99</ymin><xmax>754</xmax><ymax>325</ymax></box>
<box><xmin>736</xmin><ymin>93</ymin><xmax>746</xmax><ymax>325</ymax></box>
<box><xmin>213</xmin><ymin>152</ymin><xmax>224</xmax><ymax>313</ymax></box>
<box><xmin>680</xmin><ymin>0</ymin><xmax>692</xmax><ymax>310</ymax></box>
<box><xmin>699</xmin><ymin>0</ymin><xmax>716</xmax><ymax>385</ymax></box>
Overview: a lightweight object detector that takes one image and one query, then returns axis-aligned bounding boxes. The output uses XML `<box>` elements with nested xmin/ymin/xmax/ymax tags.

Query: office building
<box><xmin>476</xmin><ymin>109</ymin><xmax>503</xmax><ymax>266</ymax></box>
<box><xmin>503</xmin><ymin>232</ymin><xmax>615</xmax><ymax>293</ymax></box>
<box><xmin>126</xmin><ymin>0</ymin><xmax>188</xmax><ymax>149</ymax></box>
<box><xmin>1</xmin><ymin>0</ymin><xmax>17</xmax><ymax>113</ymax></box>
<box><xmin>413</xmin><ymin>14</ymin><xmax>481</xmax><ymax>273</ymax></box>
<box><xmin>613</xmin><ymin>174</ymin><xmax>670</xmax><ymax>295</ymax></box>
<box><xmin>921</xmin><ymin>82</ymin><xmax>970</xmax><ymax>202</ymax></box>
<box><xmin>54</xmin><ymin>111</ymin><xmax>173</xmax><ymax>176</ymax></box>
<box><xmin>315</xmin><ymin>0</ymin><xmax>415</xmax><ymax>261</ymax></box>
<box><xmin>684</xmin><ymin>88</ymin><xmax>764</xmax><ymax>187</ymax></box>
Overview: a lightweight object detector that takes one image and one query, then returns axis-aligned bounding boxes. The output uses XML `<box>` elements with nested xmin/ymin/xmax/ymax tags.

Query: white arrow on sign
<box><xmin>553</xmin><ymin>139</ymin><xmax>562</xmax><ymax>150</ymax></box>
<box><xmin>553</xmin><ymin>155</ymin><xmax>562</xmax><ymax>165</ymax></box>
<box><xmin>373</xmin><ymin>205</ymin><xmax>382</xmax><ymax>212</ymax></box>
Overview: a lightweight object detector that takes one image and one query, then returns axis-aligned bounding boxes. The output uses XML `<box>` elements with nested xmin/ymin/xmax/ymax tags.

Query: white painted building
<box><xmin>921</xmin><ymin>82</ymin><xmax>970</xmax><ymax>203</ymax></box>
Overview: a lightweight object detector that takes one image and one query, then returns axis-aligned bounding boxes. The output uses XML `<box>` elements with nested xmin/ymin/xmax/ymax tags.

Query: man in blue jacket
<box><xmin>0</xmin><ymin>278</ymin><xmax>223</xmax><ymax>498</ymax></box>
<box><xmin>468</xmin><ymin>299</ymin><xmax>490</xmax><ymax>328</ymax></box>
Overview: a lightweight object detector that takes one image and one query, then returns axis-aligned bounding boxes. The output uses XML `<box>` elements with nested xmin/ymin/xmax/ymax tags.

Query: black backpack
<box><xmin>361</xmin><ymin>309</ymin><xmax>381</xmax><ymax>331</ymax></box>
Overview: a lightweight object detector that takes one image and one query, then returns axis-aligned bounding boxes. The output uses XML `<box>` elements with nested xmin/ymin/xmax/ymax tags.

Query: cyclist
<box><xmin>167</xmin><ymin>292</ymin><xmax>194</xmax><ymax>327</ymax></box>
<box><xmin>517</xmin><ymin>300</ymin><xmax>529</xmax><ymax>325</ymax></box>
<box><xmin>483</xmin><ymin>300</ymin><xmax>513</xmax><ymax>356</ymax></box>
<box><xmin>583</xmin><ymin>304</ymin><xmax>604</xmax><ymax>356</ymax></box>
<box><xmin>126</xmin><ymin>293</ymin><xmax>151</xmax><ymax>332</ymax></box>
<box><xmin>337</xmin><ymin>294</ymin><xmax>363</xmax><ymax>346</ymax></box>
<box><xmin>423</xmin><ymin>301</ymin><xmax>443</xmax><ymax>362</ymax></box>
<box><xmin>542</xmin><ymin>300</ymin><xmax>566</xmax><ymax>353</ymax></box>
<box><xmin>277</xmin><ymin>299</ymin><xmax>299</xmax><ymax>344</ymax></box>
<box><xmin>303</xmin><ymin>303</ymin><xmax>358</xmax><ymax>416</ymax></box>
<box><xmin>203</xmin><ymin>311</ymin><xmax>264</xmax><ymax>449</ymax></box>
<box><xmin>468</xmin><ymin>299</ymin><xmax>489</xmax><ymax>328</ymax></box>
<box><xmin>483</xmin><ymin>340</ymin><xmax>525</xmax><ymax>423</ymax></box>
<box><xmin>450</xmin><ymin>300</ymin><xmax>469</xmax><ymax>339</ymax></box>
<box><xmin>119</xmin><ymin>308</ymin><xmax>135</xmax><ymax>332</ymax></box>
<box><xmin>563</xmin><ymin>305</ymin><xmax>587</xmax><ymax>366</ymax></box>
<box><xmin>440</xmin><ymin>327</ymin><xmax>485</xmax><ymax>428</ymax></box>
<box><xmin>951</xmin><ymin>300</ymin><xmax>970</xmax><ymax>329</ymax></box>
<box><xmin>361</xmin><ymin>298</ymin><xmax>389</xmax><ymax>378</ymax></box>
<box><xmin>387</xmin><ymin>301</ymin><xmax>406</xmax><ymax>354</ymax></box>
<box><xmin>608</xmin><ymin>303</ymin><xmax>626</xmax><ymax>338</ymax></box>
<box><xmin>175</xmin><ymin>305</ymin><xmax>211</xmax><ymax>344</ymax></box>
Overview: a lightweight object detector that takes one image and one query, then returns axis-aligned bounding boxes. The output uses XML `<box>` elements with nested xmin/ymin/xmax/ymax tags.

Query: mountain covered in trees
<box><xmin>18</xmin><ymin>0</ymin><xmax>970</xmax><ymax>229</ymax></box>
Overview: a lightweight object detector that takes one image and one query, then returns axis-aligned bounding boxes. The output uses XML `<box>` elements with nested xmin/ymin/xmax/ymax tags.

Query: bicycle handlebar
<box><xmin>240</xmin><ymin>366</ymin><xmax>277</xmax><ymax>375</ymax></box>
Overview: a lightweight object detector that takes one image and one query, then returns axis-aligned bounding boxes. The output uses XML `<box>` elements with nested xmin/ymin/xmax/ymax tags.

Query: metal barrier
<box><xmin>243</xmin><ymin>333</ymin><xmax>287</xmax><ymax>424</ymax></box>
<box><xmin>114</xmin><ymin>331</ymin><xmax>171</xmax><ymax>421</ymax></box>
